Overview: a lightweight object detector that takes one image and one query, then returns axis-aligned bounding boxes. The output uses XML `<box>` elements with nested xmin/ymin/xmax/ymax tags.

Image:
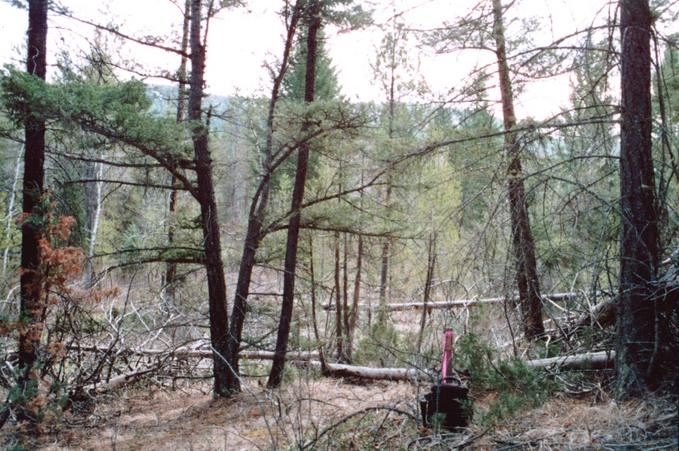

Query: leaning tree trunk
<box><xmin>491</xmin><ymin>0</ymin><xmax>544</xmax><ymax>340</ymax></box>
<box><xmin>616</xmin><ymin>0</ymin><xmax>661</xmax><ymax>399</ymax></box>
<box><xmin>267</xmin><ymin>0</ymin><xmax>321</xmax><ymax>388</ymax></box>
<box><xmin>16</xmin><ymin>0</ymin><xmax>48</xmax><ymax>425</ymax></box>
<box><xmin>188</xmin><ymin>0</ymin><xmax>231</xmax><ymax>397</ymax></box>
<box><xmin>164</xmin><ymin>0</ymin><xmax>191</xmax><ymax>302</ymax></box>
<box><xmin>224</xmin><ymin>1</ymin><xmax>303</xmax><ymax>393</ymax></box>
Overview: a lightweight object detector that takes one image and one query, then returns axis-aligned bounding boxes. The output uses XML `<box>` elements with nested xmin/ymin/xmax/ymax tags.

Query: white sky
<box><xmin>1</xmin><ymin>0</ymin><xmax>674</xmax><ymax>119</ymax></box>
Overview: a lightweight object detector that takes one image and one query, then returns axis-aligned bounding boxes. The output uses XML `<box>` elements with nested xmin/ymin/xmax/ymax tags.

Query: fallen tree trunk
<box><xmin>324</xmin><ymin>292</ymin><xmax>595</xmax><ymax>312</ymax></box>
<box><xmin>62</xmin><ymin>345</ymin><xmax>318</xmax><ymax>361</ymax></box>
<box><xmin>294</xmin><ymin>350</ymin><xmax>615</xmax><ymax>383</ymax></box>
<box><xmin>525</xmin><ymin>350</ymin><xmax>615</xmax><ymax>370</ymax></box>
<box><xmin>544</xmin><ymin>298</ymin><xmax>616</xmax><ymax>342</ymax></box>
<box><xmin>293</xmin><ymin>360</ymin><xmax>432</xmax><ymax>382</ymax></box>
<box><xmin>82</xmin><ymin>365</ymin><xmax>158</xmax><ymax>395</ymax></box>
<box><xmin>570</xmin><ymin>299</ymin><xmax>616</xmax><ymax>331</ymax></box>
<box><xmin>77</xmin><ymin>350</ymin><xmax>615</xmax><ymax>394</ymax></box>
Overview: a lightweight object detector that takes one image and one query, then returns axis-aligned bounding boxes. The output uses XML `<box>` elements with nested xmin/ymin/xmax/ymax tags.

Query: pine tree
<box><xmin>16</xmin><ymin>0</ymin><xmax>48</xmax><ymax>427</ymax></box>
<box><xmin>615</xmin><ymin>0</ymin><xmax>660</xmax><ymax>398</ymax></box>
<box><xmin>283</xmin><ymin>26</ymin><xmax>339</xmax><ymax>101</ymax></box>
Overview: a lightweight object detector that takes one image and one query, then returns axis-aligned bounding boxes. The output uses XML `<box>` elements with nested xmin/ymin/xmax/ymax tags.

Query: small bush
<box><xmin>353</xmin><ymin>320</ymin><xmax>405</xmax><ymax>367</ymax></box>
<box><xmin>454</xmin><ymin>333</ymin><xmax>559</xmax><ymax>425</ymax></box>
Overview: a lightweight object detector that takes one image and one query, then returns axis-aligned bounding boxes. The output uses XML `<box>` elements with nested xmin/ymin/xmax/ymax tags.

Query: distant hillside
<box><xmin>146</xmin><ymin>84</ymin><xmax>233</xmax><ymax>122</ymax></box>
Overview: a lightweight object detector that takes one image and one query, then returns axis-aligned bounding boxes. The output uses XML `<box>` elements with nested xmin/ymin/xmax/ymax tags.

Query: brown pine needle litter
<box><xmin>24</xmin><ymin>376</ymin><xmax>676</xmax><ymax>450</ymax></box>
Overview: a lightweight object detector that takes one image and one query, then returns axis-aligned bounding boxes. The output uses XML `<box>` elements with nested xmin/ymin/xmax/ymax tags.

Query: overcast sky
<box><xmin>1</xmin><ymin>0</ymin><xmax>674</xmax><ymax>119</ymax></box>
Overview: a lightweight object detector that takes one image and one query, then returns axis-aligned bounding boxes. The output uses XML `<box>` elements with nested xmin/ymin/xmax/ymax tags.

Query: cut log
<box><xmin>323</xmin><ymin>292</ymin><xmax>593</xmax><ymax>312</ymax></box>
<box><xmin>525</xmin><ymin>350</ymin><xmax>615</xmax><ymax>370</ymax></box>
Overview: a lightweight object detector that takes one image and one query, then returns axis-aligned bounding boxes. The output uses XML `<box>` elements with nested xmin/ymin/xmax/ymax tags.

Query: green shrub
<box><xmin>454</xmin><ymin>333</ymin><xmax>559</xmax><ymax>425</ymax></box>
<box><xmin>353</xmin><ymin>321</ymin><xmax>404</xmax><ymax>367</ymax></box>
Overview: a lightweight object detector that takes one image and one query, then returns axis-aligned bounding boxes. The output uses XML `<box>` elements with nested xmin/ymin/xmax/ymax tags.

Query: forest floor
<box><xmin>26</xmin><ymin>375</ymin><xmax>677</xmax><ymax>450</ymax></box>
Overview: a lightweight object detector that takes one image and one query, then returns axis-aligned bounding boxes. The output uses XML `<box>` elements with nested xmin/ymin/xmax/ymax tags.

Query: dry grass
<box><xmin>20</xmin><ymin>373</ymin><xmax>674</xmax><ymax>450</ymax></box>
<box><xmin>37</xmin><ymin>375</ymin><xmax>419</xmax><ymax>450</ymax></box>
<box><xmin>466</xmin><ymin>394</ymin><xmax>678</xmax><ymax>450</ymax></box>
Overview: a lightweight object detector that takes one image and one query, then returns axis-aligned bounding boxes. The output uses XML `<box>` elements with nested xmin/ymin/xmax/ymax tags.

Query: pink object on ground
<box><xmin>441</xmin><ymin>328</ymin><xmax>454</xmax><ymax>381</ymax></box>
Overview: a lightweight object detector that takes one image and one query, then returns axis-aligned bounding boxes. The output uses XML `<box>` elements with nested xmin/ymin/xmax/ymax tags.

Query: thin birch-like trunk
<box><xmin>1</xmin><ymin>145</ymin><xmax>23</xmax><ymax>278</ymax></box>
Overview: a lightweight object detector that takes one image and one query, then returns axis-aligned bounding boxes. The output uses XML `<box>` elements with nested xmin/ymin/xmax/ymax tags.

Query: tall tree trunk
<box><xmin>188</xmin><ymin>0</ymin><xmax>230</xmax><ymax>397</ymax></box>
<box><xmin>616</xmin><ymin>0</ymin><xmax>660</xmax><ymax>399</ymax></box>
<box><xmin>346</xmin><ymin>233</ymin><xmax>363</xmax><ymax>362</ymax></box>
<box><xmin>17</xmin><ymin>0</ymin><xmax>48</xmax><ymax>424</ymax></box>
<box><xmin>2</xmin><ymin>145</ymin><xmax>23</xmax><ymax>278</ymax></box>
<box><xmin>341</xmin><ymin>233</ymin><xmax>350</xmax><ymax>360</ymax></box>
<box><xmin>308</xmin><ymin>235</ymin><xmax>327</xmax><ymax>368</ymax></box>
<box><xmin>378</xmin><ymin>60</ymin><xmax>396</xmax><ymax>326</ymax></box>
<box><xmin>83</xmin><ymin>161</ymin><xmax>103</xmax><ymax>284</ymax></box>
<box><xmin>346</xmin><ymin>169</ymin><xmax>366</xmax><ymax>361</ymax></box>
<box><xmin>165</xmin><ymin>0</ymin><xmax>191</xmax><ymax>301</ymax></box>
<box><xmin>334</xmin><ymin>231</ymin><xmax>344</xmax><ymax>360</ymax></box>
<box><xmin>491</xmin><ymin>0</ymin><xmax>544</xmax><ymax>340</ymax></box>
<box><xmin>267</xmin><ymin>0</ymin><xmax>321</xmax><ymax>388</ymax></box>
<box><xmin>416</xmin><ymin>233</ymin><xmax>436</xmax><ymax>353</ymax></box>
<box><xmin>224</xmin><ymin>1</ymin><xmax>303</xmax><ymax>393</ymax></box>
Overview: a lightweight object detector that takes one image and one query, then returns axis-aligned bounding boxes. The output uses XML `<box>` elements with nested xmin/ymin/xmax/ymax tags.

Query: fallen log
<box><xmin>292</xmin><ymin>360</ymin><xmax>432</xmax><ymax>382</ymax></box>
<box><xmin>525</xmin><ymin>350</ymin><xmax>615</xmax><ymax>370</ymax></box>
<box><xmin>293</xmin><ymin>350</ymin><xmax>616</xmax><ymax>383</ymax></box>
<box><xmin>82</xmin><ymin>365</ymin><xmax>157</xmax><ymax>395</ymax></box>
<box><xmin>323</xmin><ymin>292</ymin><xmax>594</xmax><ymax>312</ymax></box>
<box><xmin>78</xmin><ymin>350</ymin><xmax>616</xmax><ymax>394</ymax></box>
<box><xmin>63</xmin><ymin>345</ymin><xmax>318</xmax><ymax>361</ymax></box>
<box><xmin>571</xmin><ymin>298</ymin><xmax>616</xmax><ymax>330</ymax></box>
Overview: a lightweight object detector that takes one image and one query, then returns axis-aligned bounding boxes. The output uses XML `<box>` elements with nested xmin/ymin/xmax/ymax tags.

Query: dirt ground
<box><xmin>20</xmin><ymin>375</ymin><xmax>676</xmax><ymax>450</ymax></box>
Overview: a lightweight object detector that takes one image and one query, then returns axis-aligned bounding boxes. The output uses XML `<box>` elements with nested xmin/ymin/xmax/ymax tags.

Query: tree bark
<box><xmin>267</xmin><ymin>0</ymin><xmax>321</xmax><ymax>388</ymax></box>
<box><xmin>491</xmin><ymin>0</ymin><xmax>544</xmax><ymax>340</ymax></box>
<box><xmin>224</xmin><ymin>1</ymin><xmax>303</xmax><ymax>393</ymax></box>
<box><xmin>616</xmin><ymin>0</ymin><xmax>660</xmax><ymax>399</ymax></box>
<box><xmin>188</xmin><ymin>0</ymin><xmax>231</xmax><ymax>397</ymax></box>
<box><xmin>17</xmin><ymin>0</ymin><xmax>48</xmax><ymax>424</ymax></box>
